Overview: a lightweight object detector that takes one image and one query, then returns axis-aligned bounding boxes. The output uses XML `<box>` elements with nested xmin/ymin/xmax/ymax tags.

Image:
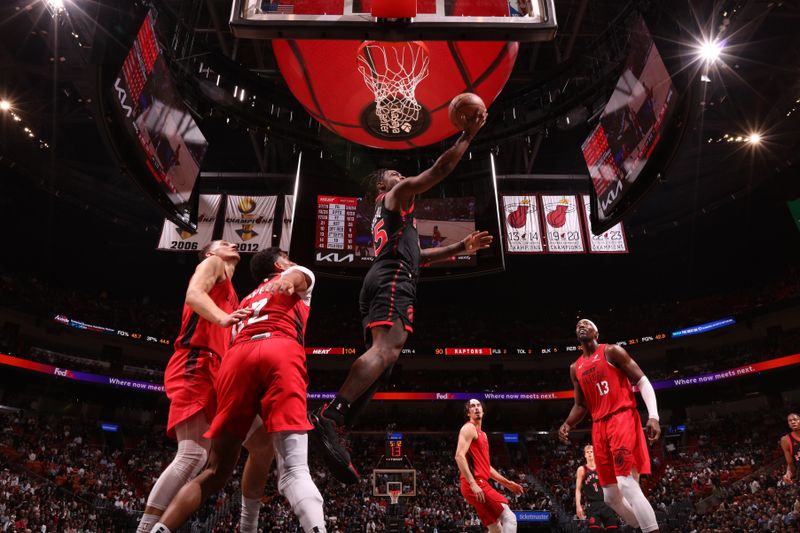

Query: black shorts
<box><xmin>359</xmin><ymin>260</ymin><xmax>417</xmax><ymax>345</ymax></box>
<box><xmin>586</xmin><ymin>502</ymin><xmax>619</xmax><ymax>529</ymax></box>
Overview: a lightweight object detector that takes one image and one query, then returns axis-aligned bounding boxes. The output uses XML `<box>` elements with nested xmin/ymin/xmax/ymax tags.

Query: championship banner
<box><xmin>157</xmin><ymin>194</ymin><xmax>221</xmax><ymax>252</ymax></box>
<box><xmin>279</xmin><ymin>195</ymin><xmax>294</xmax><ymax>252</ymax></box>
<box><xmin>581</xmin><ymin>195</ymin><xmax>628</xmax><ymax>253</ymax></box>
<box><xmin>222</xmin><ymin>195</ymin><xmax>276</xmax><ymax>254</ymax></box>
<box><xmin>502</xmin><ymin>195</ymin><xmax>544</xmax><ymax>253</ymax></box>
<box><xmin>540</xmin><ymin>195</ymin><xmax>585</xmax><ymax>253</ymax></box>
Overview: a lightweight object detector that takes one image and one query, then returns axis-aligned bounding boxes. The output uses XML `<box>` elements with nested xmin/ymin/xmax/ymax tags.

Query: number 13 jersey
<box><xmin>575</xmin><ymin>344</ymin><xmax>637</xmax><ymax>420</ymax></box>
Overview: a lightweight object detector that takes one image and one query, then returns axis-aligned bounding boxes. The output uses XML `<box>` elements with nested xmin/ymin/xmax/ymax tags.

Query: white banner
<box><xmin>222</xmin><ymin>195</ymin><xmax>276</xmax><ymax>254</ymax></box>
<box><xmin>502</xmin><ymin>195</ymin><xmax>544</xmax><ymax>253</ymax></box>
<box><xmin>279</xmin><ymin>195</ymin><xmax>294</xmax><ymax>252</ymax></box>
<box><xmin>541</xmin><ymin>195</ymin><xmax>585</xmax><ymax>253</ymax></box>
<box><xmin>157</xmin><ymin>194</ymin><xmax>221</xmax><ymax>252</ymax></box>
<box><xmin>581</xmin><ymin>195</ymin><xmax>628</xmax><ymax>253</ymax></box>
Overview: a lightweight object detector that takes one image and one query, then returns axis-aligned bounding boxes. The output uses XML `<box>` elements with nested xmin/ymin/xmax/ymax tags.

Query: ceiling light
<box><xmin>698</xmin><ymin>39</ymin><xmax>723</xmax><ymax>63</ymax></box>
<box><xmin>46</xmin><ymin>0</ymin><xmax>65</xmax><ymax>12</ymax></box>
<box><xmin>700</xmin><ymin>74</ymin><xmax>711</xmax><ymax>83</ymax></box>
<box><xmin>747</xmin><ymin>133</ymin><xmax>761</xmax><ymax>144</ymax></box>
<box><xmin>0</xmin><ymin>101</ymin><xmax>10</xmax><ymax>111</ymax></box>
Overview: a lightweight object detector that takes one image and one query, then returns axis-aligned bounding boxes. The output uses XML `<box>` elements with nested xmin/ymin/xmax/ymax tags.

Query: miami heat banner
<box><xmin>581</xmin><ymin>195</ymin><xmax>628</xmax><ymax>253</ymax></box>
<box><xmin>540</xmin><ymin>195</ymin><xmax>586</xmax><ymax>253</ymax></box>
<box><xmin>502</xmin><ymin>195</ymin><xmax>544</xmax><ymax>253</ymax></box>
<box><xmin>157</xmin><ymin>194</ymin><xmax>221</xmax><ymax>252</ymax></box>
<box><xmin>222</xmin><ymin>195</ymin><xmax>276</xmax><ymax>254</ymax></box>
<box><xmin>279</xmin><ymin>195</ymin><xmax>294</xmax><ymax>252</ymax></box>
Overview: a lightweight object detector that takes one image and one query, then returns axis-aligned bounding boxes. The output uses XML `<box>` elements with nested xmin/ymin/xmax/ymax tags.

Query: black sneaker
<box><xmin>308</xmin><ymin>406</ymin><xmax>360</xmax><ymax>485</ymax></box>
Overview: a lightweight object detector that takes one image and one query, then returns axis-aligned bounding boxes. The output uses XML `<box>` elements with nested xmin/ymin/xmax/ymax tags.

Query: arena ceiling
<box><xmin>1</xmin><ymin>0</ymin><xmax>799</xmax><ymax>301</ymax></box>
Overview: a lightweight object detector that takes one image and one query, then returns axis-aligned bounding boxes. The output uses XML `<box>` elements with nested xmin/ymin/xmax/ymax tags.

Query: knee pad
<box><xmin>500</xmin><ymin>505</ymin><xmax>517</xmax><ymax>531</ymax></box>
<box><xmin>175</xmin><ymin>439</ymin><xmax>209</xmax><ymax>479</ymax></box>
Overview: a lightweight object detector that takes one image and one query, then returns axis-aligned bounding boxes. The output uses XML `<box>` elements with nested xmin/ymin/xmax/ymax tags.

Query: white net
<box><xmin>357</xmin><ymin>41</ymin><xmax>430</xmax><ymax>136</ymax></box>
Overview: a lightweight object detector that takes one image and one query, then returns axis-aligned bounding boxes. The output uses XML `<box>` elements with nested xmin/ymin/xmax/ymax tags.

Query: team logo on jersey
<box><xmin>613</xmin><ymin>446</ymin><xmax>631</xmax><ymax>468</ymax></box>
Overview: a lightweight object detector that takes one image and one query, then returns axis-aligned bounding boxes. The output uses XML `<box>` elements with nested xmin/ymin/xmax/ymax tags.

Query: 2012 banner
<box><xmin>222</xmin><ymin>195</ymin><xmax>277</xmax><ymax>254</ymax></box>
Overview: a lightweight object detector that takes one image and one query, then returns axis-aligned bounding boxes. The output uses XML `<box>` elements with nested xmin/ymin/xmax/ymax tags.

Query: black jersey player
<box><xmin>781</xmin><ymin>412</ymin><xmax>800</xmax><ymax>484</ymax></box>
<box><xmin>310</xmin><ymin>112</ymin><xmax>492</xmax><ymax>484</ymax></box>
<box><xmin>576</xmin><ymin>445</ymin><xmax>620</xmax><ymax>531</ymax></box>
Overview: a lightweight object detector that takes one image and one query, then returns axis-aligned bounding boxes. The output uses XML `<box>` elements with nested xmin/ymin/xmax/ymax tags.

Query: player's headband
<box><xmin>580</xmin><ymin>319</ymin><xmax>598</xmax><ymax>332</ymax></box>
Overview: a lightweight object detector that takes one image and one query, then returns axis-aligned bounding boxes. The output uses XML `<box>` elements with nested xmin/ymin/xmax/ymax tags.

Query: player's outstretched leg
<box><xmin>615</xmin><ymin>474</ymin><xmax>659</xmax><ymax>532</ymax></box>
<box><xmin>240</xmin><ymin>420</ymin><xmax>274</xmax><ymax>533</ymax></box>
<box><xmin>136</xmin><ymin>413</ymin><xmax>210</xmax><ymax>532</ymax></box>
<box><xmin>309</xmin><ymin>322</ymin><xmax>406</xmax><ymax>484</ymax></box>
<box><xmin>275</xmin><ymin>432</ymin><xmax>326</xmax><ymax>532</ymax></box>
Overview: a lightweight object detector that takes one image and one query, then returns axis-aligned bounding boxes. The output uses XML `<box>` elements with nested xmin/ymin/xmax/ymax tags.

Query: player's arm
<box><xmin>575</xmin><ymin>466</ymin><xmax>586</xmax><ymax>519</ymax></box>
<box><xmin>454</xmin><ymin>424</ymin><xmax>485</xmax><ymax>503</ymax></box>
<box><xmin>489</xmin><ymin>466</ymin><xmax>524</xmax><ymax>494</ymax></box>
<box><xmin>781</xmin><ymin>436</ymin><xmax>796</xmax><ymax>483</ymax></box>
<box><xmin>606</xmin><ymin>344</ymin><xmax>661</xmax><ymax>443</ymax></box>
<box><xmin>559</xmin><ymin>364</ymin><xmax>588</xmax><ymax>443</ymax></box>
<box><xmin>388</xmin><ymin>113</ymin><xmax>486</xmax><ymax>205</ymax></box>
<box><xmin>262</xmin><ymin>266</ymin><xmax>314</xmax><ymax>296</ymax></box>
<box><xmin>185</xmin><ymin>257</ymin><xmax>251</xmax><ymax>327</ymax></box>
<box><xmin>420</xmin><ymin>231</ymin><xmax>493</xmax><ymax>265</ymax></box>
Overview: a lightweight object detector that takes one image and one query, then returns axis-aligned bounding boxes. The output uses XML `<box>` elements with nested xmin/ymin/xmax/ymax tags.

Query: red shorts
<box><xmin>592</xmin><ymin>408</ymin><xmax>651</xmax><ymax>486</ymax></box>
<box><xmin>207</xmin><ymin>336</ymin><xmax>313</xmax><ymax>440</ymax></box>
<box><xmin>164</xmin><ymin>347</ymin><xmax>219</xmax><ymax>438</ymax></box>
<box><xmin>460</xmin><ymin>478</ymin><xmax>508</xmax><ymax>526</ymax></box>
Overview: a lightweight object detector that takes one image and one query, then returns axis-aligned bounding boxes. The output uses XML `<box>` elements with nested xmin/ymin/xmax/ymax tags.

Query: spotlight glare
<box><xmin>748</xmin><ymin>133</ymin><xmax>761</xmax><ymax>145</ymax></box>
<box><xmin>46</xmin><ymin>0</ymin><xmax>65</xmax><ymax>11</ymax></box>
<box><xmin>0</xmin><ymin>100</ymin><xmax>10</xmax><ymax>111</ymax></box>
<box><xmin>698</xmin><ymin>39</ymin><xmax>723</xmax><ymax>63</ymax></box>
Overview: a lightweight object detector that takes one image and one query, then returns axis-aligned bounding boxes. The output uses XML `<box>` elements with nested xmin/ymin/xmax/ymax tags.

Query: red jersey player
<box><xmin>559</xmin><ymin>319</ymin><xmax>661</xmax><ymax>533</ymax></box>
<box><xmin>780</xmin><ymin>412</ymin><xmax>800</xmax><ymax>484</ymax></box>
<box><xmin>455</xmin><ymin>399</ymin><xmax>524</xmax><ymax>532</ymax></box>
<box><xmin>139</xmin><ymin>240</ymin><xmax>272</xmax><ymax>533</ymax></box>
<box><xmin>152</xmin><ymin>248</ymin><xmax>326</xmax><ymax>533</ymax></box>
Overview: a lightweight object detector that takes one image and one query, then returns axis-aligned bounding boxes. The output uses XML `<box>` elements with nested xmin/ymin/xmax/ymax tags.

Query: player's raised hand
<box><xmin>462</xmin><ymin>231</ymin><xmax>493</xmax><ymax>255</ymax></box>
<box><xmin>218</xmin><ymin>308</ymin><xmax>252</xmax><ymax>327</ymax></box>
<box><xmin>470</xmin><ymin>481</ymin><xmax>486</xmax><ymax>503</ymax></box>
<box><xmin>558</xmin><ymin>422</ymin><xmax>571</xmax><ymax>444</ymax></box>
<box><xmin>463</xmin><ymin>110</ymin><xmax>487</xmax><ymax>137</ymax></box>
<box><xmin>645</xmin><ymin>418</ymin><xmax>661</xmax><ymax>443</ymax></box>
<box><xmin>263</xmin><ymin>277</ymin><xmax>295</xmax><ymax>295</ymax></box>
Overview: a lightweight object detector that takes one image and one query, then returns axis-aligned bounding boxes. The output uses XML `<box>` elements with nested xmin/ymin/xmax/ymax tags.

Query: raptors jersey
<box><xmin>372</xmin><ymin>193</ymin><xmax>420</xmax><ymax>271</ymax></box>
<box><xmin>788</xmin><ymin>433</ymin><xmax>800</xmax><ymax>469</ymax></box>
<box><xmin>461</xmin><ymin>425</ymin><xmax>492</xmax><ymax>483</ymax></box>
<box><xmin>581</xmin><ymin>466</ymin><xmax>603</xmax><ymax>503</ymax></box>
<box><xmin>232</xmin><ymin>266</ymin><xmax>315</xmax><ymax>346</ymax></box>
<box><xmin>575</xmin><ymin>344</ymin><xmax>637</xmax><ymax>420</ymax></box>
<box><xmin>174</xmin><ymin>274</ymin><xmax>238</xmax><ymax>357</ymax></box>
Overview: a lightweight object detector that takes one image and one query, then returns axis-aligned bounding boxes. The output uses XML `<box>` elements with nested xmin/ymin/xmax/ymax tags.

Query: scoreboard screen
<box><xmin>314</xmin><ymin>195</ymin><xmax>477</xmax><ymax>268</ymax></box>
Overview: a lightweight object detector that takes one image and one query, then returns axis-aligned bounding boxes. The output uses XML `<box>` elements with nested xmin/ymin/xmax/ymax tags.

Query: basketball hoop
<box><xmin>356</xmin><ymin>40</ymin><xmax>430</xmax><ymax>138</ymax></box>
<box><xmin>388</xmin><ymin>489</ymin><xmax>401</xmax><ymax>505</ymax></box>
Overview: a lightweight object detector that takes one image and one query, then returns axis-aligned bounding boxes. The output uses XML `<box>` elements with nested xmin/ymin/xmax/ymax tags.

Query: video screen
<box><xmin>315</xmin><ymin>196</ymin><xmax>477</xmax><ymax>268</ymax></box>
<box><xmin>581</xmin><ymin>17</ymin><xmax>676</xmax><ymax>223</ymax></box>
<box><xmin>113</xmin><ymin>12</ymin><xmax>208</xmax><ymax>217</ymax></box>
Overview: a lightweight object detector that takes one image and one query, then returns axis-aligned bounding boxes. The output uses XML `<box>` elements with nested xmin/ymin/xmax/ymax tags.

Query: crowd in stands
<box><xmin>1</xmin><ymin>404</ymin><xmax>799</xmax><ymax>531</ymax></box>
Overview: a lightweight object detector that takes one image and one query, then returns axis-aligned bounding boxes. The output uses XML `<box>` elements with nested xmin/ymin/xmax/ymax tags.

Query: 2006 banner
<box><xmin>157</xmin><ymin>194</ymin><xmax>221</xmax><ymax>252</ymax></box>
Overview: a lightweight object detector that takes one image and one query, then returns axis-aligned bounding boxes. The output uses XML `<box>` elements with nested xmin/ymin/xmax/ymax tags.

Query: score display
<box><xmin>385</xmin><ymin>433</ymin><xmax>404</xmax><ymax>461</ymax></box>
<box><xmin>314</xmin><ymin>195</ymin><xmax>477</xmax><ymax>268</ymax></box>
<box><xmin>315</xmin><ymin>196</ymin><xmax>357</xmax><ymax>252</ymax></box>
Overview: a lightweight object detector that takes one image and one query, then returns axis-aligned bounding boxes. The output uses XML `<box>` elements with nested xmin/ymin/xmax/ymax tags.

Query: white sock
<box><xmin>616</xmin><ymin>474</ymin><xmax>658</xmax><ymax>532</ymax></box>
<box><xmin>275</xmin><ymin>432</ymin><xmax>326</xmax><ymax>532</ymax></box>
<box><xmin>240</xmin><ymin>496</ymin><xmax>261</xmax><ymax>533</ymax></box>
<box><xmin>137</xmin><ymin>513</ymin><xmax>160</xmax><ymax>533</ymax></box>
<box><xmin>151</xmin><ymin>523</ymin><xmax>172</xmax><ymax>533</ymax></box>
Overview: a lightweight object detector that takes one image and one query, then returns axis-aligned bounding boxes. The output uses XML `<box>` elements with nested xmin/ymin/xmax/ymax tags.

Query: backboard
<box><xmin>230</xmin><ymin>0</ymin><xmax>557</xmax><ymax>41</ymax></box>
<box><xmin>372</xmin><ymin>469</ymin><xmax>417</xmax><ymax>497</ymax></box>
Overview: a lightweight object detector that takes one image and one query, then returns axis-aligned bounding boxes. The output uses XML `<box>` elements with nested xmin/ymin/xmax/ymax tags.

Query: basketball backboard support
<box><xmin>230</xmin><ymin>0</ymin><xmax>557</xmax><ymax>42</ymax></box>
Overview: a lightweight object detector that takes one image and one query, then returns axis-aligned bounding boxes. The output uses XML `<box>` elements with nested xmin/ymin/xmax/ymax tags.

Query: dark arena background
<box><xmin>2</xmin><ymin>0</ymin><xmax>800</xmax><ymax>531</ymax></box>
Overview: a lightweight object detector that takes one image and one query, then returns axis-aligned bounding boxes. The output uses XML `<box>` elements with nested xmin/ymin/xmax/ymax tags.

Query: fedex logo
<box><xmin>435</xmin><ymin>393</ymin><xmax>451</xmax><ymax>400</ymax></box>
<box><xmin>53</xmin><ymin>368</ymin><xmax>74</xmax><ymax>378</ymax></box>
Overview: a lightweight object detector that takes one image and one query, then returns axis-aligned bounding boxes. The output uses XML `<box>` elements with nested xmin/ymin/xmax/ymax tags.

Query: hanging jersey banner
<box><xmin>280</xmin><ymin>195</ymin><xmax>294</xmax><ymax>252</ymax></box>
<box><xmin>502</xmin><ymin>195</ymin><xmax>544</xmax><ymax>253</ymax></box>
<box><xmin>581</xmin><ymin>195</ymin><xmax>628</xmax><ymax>253</ymax></box>
<box><xmin>541</xmin><ymin>195</ymin><xmax>586</xmax><ymax>253</ymax></box>
<box><xmin>222</xmin><ymin>195</ymin><xmax>276</xmax><ymax>254</ymax></box>
<box><xmin>157</xmin><ymin>194</ymin><xmax>221</xmax><ymax>252</ymax></box>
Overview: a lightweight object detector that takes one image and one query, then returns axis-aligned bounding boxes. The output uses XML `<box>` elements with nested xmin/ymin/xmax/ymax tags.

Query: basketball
<box><xmin>448</xmin><ymin>92</ymin><xmax>486</xmax><ymax>130</ymax></box>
